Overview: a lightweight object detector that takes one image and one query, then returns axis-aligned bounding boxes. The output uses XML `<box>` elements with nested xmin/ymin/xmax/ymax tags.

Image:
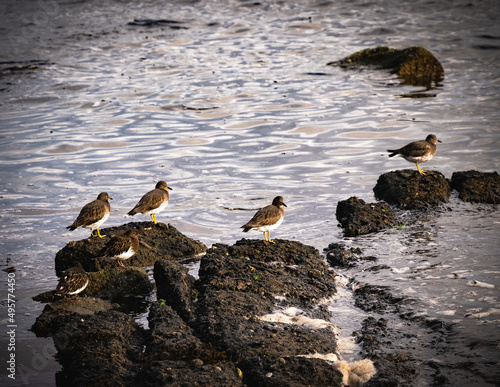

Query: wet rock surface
<box><xmin>336</xmin><ymin>196</ymin><xmax>395</xmax><ymax>236</ymax></box>
<box><xmin>451</xmin><ymin>170</ymin><xmax>500</xmax><ymax>204</ymax></box>
<box><xmin>324</xmin><ymin>243</ymin><xmax>377</xmax><ymax>269</ymax></box>
<box><xmin>55</xmin><ymin>221</ymin><xmax>206</xmax><ymax>274</ymax></box>
<box><xmin>34</xmin><ymin>238</ymin><xmax>353</xmax><ymax>386</ymax></box>
<box><xmin>189</xmin><ymin>239</ymin><xmax>344</xmax><ymax>384</ymax></box>
<box><xmin>329</xmin><ymin>46</ymin><xmax>444</xmax><ymax>87</ymax></box>
<box><xmin>373</xmin><ymin>170</ymin><xmax>450</xmax><ymax>209</ymax></box>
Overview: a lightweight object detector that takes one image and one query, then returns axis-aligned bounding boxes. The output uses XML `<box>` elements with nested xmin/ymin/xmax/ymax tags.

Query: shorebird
<box><xmin>96</xmin><ymin>229</ymin><xmax>140</xmax><ymax>267</ymax></box>
<box><xmin>55</xmin><ymin>261</ymin><xmax>88</xmax><ymax>296</ymax></box>
<box><xmin>128</xmin><ymin>181</ymin><xmax>172</xmax><ymax>224</ymax></box>
<box><xmin>66</xmin><ymin>192</ymin><xmax>112</xmax><ymax>238</ymax></box>
<box><xmin>387</xmin><ymin>134</ymin><xmax>441</xmax><ymax>175</ymax></box>
<box><xmin>241</xmin><ymin>196</ymin><xmax>287</xmax><ymax>243</ymax></box>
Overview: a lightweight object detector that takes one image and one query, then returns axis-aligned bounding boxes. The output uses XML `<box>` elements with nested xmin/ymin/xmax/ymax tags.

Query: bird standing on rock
<box><xmin>387</xmin><ymin>134</ymin><xmax>441</xmax><ymax>175</ymax></box>
<box><xmin>55</xmin><ymin>261</ymin><xmax>88</xmax><ymax>296</ymax></box>
<box><xmin>128</xmin><ymin>181</ymin><xmax>172</xmax><ymax>224</ymax></box>
<box><xmin>66</xmin><ymin>192</ymin><xmax>112</xmax><ymax>239</ymax></box>
<box><xmin>96</xmin><ymin>229</ymin><xmax>140</xmax><ymax>267</ymax></box>
<box><xmin>241</xmin><ymin>196</ymin><xmax>287</xmax><ymax>243</ymax></box>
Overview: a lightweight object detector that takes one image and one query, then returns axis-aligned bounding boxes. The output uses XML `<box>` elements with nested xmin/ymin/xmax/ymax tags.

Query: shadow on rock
<box><xmin>56</xmin><ymin>222</ymin><xmax>206</xmax><ymax>275</ymax></box>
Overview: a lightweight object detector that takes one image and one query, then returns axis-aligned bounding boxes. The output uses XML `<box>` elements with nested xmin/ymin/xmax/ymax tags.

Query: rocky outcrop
<box><xmin>451</xmin><ymin>170</ymin><xmax>500</xmax><ymax>204</ymax></box>
<box><xmin>329</xmin><ymin>46</ymin><xmax>444</xmax><ymax>87</ymax></box>
<box><xmin>34</xmin><ymin>238</ymin><xmax>373</xmax><ymax>386</ymax></box>
<box><xmin>336</xmin><ymin>197</ymin><xmax>395</xmax><ymax>237</ymax></box>
<box><xmin>373</xmin><ymin>170</ymin><xmax>450</xmax><ymax>209</ymax></box>
<box><xmin>55</xmin><ymin>222</ymin><xmax>206</xmax><ymax>274</ymax></box>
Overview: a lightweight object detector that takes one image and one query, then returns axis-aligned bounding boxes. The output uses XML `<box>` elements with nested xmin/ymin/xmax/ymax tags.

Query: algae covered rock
<box><xmin>336</xmin><ymin>197</ymin><xmax>395</xmax><ymax>237</ymax></box>
<box><xmin>55</xmin><ymin>221</ymin><xmax>206</xmax><ymax>274</ymax></box>
<box><xmin>451</xmin><ymin>170</ymin><xmax>500</xmax><ymax>204</ymax></box>
<box><xmin>329</xmin><ymin>46</ymin><xmax>444</xmax><ymax>87</ymax></box>
<box><xmin>373</xmin><ymin>170</ymin><xmax>450</xmax><ymax>209</ymax></box>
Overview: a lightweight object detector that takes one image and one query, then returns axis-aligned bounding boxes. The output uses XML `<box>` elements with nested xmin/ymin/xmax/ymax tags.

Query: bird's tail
<box><xmin>66</xmin><ymin>225</ymin><xmax>76</xmax><ymax>231</ymax></box>
<box><xmin>127</xmin><ymin>209</ymin><xmax>137</xmax><ymax>216</ymax></box>
<box><xmin>241</xmin><ymin>226</ymin><xmax>251</xmax><ymax>232</ymax></box>
<box><xmin>387</xmin><ymin>149</ymin><xmax>398</xmax><ymax>157</ymax></box>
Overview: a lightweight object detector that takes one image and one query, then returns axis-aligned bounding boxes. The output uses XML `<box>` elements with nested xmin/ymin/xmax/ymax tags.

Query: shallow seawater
<box><xmin>0</xmin><ymin>0</ymin><xmax>499</xmax><ymax>385</ymax></box>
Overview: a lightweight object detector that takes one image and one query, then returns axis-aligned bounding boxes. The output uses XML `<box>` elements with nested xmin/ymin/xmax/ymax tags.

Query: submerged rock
<box><xmin>336</xmin><ymin>197</ymin><xmax>395</xmax><ymax>237</ymax></box>
<box><xmin>56</xmin><ymin>221</ymin><xmax>206</xmax><ymax>274</ymax></box>
<box><xmin>451</xmin><ymin>170</ymin><xmax>500</xmax><ymax>204</ymax></box>
<box><xmin>373</xmin><ymin>170</ymin><xmax>450</xmax><ymax>209</ymax></box>
<box><xmin>324</xmin><ymin>243</ymin><xmax>376</xmax><ymax>268</ymax></box>
<box><xmin>329</xmin><ymin>46</ymin><xmax>444</xmax><ymax>87</ymax></box>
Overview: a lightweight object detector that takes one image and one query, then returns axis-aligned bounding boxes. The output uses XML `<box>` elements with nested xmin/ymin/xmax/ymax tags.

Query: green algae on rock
<box><xmin>329</xmin><ymin>46</ymin><xmax>444</xmax><ymax>87</ymax></box>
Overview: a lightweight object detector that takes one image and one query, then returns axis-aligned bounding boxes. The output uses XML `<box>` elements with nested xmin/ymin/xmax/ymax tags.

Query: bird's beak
<box><xmin>283</xmin><ymin>203</ymin><xmax>287</xmax><ymax>207</ymax></box>
<box><xmin>109</xmin><ymin>197</ymin><xmax>113</xmax><ymax>200</ymax></box>
<box><xmin>438</xmin><ymin>139</ymin><xmax>442</xmax><ymax>143</ymax></box>
<box><xmin>167</xmin><ymin>186</ymin><xmax>172</xmax><ymax>190</ymax></box>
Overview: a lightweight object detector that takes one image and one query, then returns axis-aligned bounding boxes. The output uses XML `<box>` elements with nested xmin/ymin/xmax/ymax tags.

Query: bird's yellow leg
<box><xmin>90</xmin><ymin>229</ymin><xmax>96</xmax><ymax>237</ymax></box>
<box><xmin>268</xmin><ymin>231</ymin><xmax>275</xmax><ymax>244</ymax></box>
<box><xmin>416</xmin><ymin>163</ymin><xmax>426</xmax><ymax>175</ymax></box>
<box><xmin>96</xmin><ymin>228</ymin><xmax>106</xmax><ymax>239</ymax></box>
<box><xmin>263</xmin><ymin>231</ymin><xmax>268</xmax><ymax>241</ymax></box>
<box><xmin>117</xmin><ymin>260</ymin><xmax>124</xmax><ymax>267</ymax></box>
<box><xmin>151</xmin><ymin>213</ymin><xmax>157</xmax><ymax>224</ymax></box>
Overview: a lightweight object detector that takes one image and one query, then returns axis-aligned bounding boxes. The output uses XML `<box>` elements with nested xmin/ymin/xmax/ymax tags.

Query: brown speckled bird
<box><xmin>387</xmin><ymin>134</ymin><xmax>441</xmax><ymax>175</ymax></box>
<box><xmin>66</xmin><ymin>192</ymin><xmax>112</xmax><ymax>238</ymax></box>
<box><xmin>241</xmin><ymin>196</ymin><xmax>287</xmax><ymax>243</ymax></box>
<box><xmin>55</xmin><ymin>261</ymin><xmax>88</xmax><ymax>296</ymax></box>
<box><xmin>128</xmin><ymin>181</ymin><xmax>172</xmax><ymax>224</ymax></box>
<box><xmin>97</xmin><ymin>229</ymin><xmax>140</xmax><ymax>267</ymax></box>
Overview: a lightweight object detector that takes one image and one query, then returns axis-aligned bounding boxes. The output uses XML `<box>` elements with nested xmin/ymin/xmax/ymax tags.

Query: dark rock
<box><xmin>373</xmin><ymin>170</ymin><xmax>450</xmax><ymax>209</ymax></box>
<box><xmin>451</xmin><ymin>170</ymin><xmax>500</xmax><ymax>204</ymax></box>
<box><xmin>354</xmin><ymin>317</ymin><xmax>420</xmax><ymax>386</ymax></box>
<box><xmin>240</xmin><ymin>356</ymin><xmax>343</xmax><ymax>386</ymax></box>
<box><xmin>53</xmin><ymin>310</ymin><xmax>144</xmax><ymax>386</ymax></box>
<box><xmin>31</xmin><ymin>297</ymin><xmax>114</xmax><ymax>337</ymax></box>
<box><xmin>336</xmin><ymin>197</ymin><xmax>395</xmax><ymax>237</ymax></box>
<box><xmin>154</xmin><ymin>260</ymin><xmax>196</xmax><ymax>322</ymax></box>
<box><xmin>329</xmin><ymin>46</ymin><xmax>444</xmax><ymax>87</ymax></box>
<box><xmin>354</xmin><ymin>285</ymin><xmax>408</xmax><ymax>313</ymax></box>
<box><xmin>192</xmin><ymin>239</ymin><xmax>340</xmax><ymax>371</ymax></box>
<box><xmin>140</xmin><ymin>304</ymin><xmax>243</xmax><ymax>386</ymax></box>
<box><xmin>33</xmin><ymin>267</ymin><xmax>153</xmax><ymax>303</ymax></box>
<box><xmin>86</xmin><ymin>267</ymin><xmax>153</xmax><ymax>300</ymax></box>
<box><xmin>324</xmin><ymin>243</ymin><xmax>374</xmax><ymax>268</ymax></box>
<box><xmin>56</xmin><ymin>221</ymin><xmax>206</xmax><ymax>274</ymax></box>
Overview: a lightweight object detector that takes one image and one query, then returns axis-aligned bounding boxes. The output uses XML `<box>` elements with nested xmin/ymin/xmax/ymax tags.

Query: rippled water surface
<box><xmin>1</xmin><ymin>0</ymin><xmax>499</xmax><ymax>385</ymax></box>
